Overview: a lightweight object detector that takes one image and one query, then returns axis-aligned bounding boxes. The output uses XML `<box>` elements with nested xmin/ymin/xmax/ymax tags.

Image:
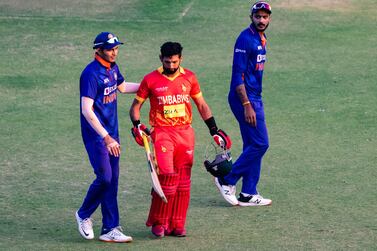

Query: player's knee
<box><xmin>177</xmin><ymin>179</ymin><xmax>191</xmax><ymax>192</ymax></box>
<box><xmin>159</xmin><ymin>173</ymin><xmax>179</xmax><ymax>196</ymax></box>
<box><xmin>96</xmin><ymin>174</ymin><xmax>113</xmax><ymax>187</ymax></box>
<box><xmin>245</xmin><ymin>141</ymin><xmax>269</xmax><ymax>155</ymax></box>
<box><xmin>260</xmin><ymin>142</ymin><xmax>269</xmax><ymax>153</ymax></box>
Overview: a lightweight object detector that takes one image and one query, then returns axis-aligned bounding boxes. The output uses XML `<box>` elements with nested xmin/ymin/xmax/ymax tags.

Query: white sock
<box><xmin>241</xmin><ymin>192</ymin><xmax>251</xmax><ymax>197</ymax></box>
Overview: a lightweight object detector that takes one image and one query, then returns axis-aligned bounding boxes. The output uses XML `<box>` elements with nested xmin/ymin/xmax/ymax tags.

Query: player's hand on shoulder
<box><xmin>131</xmin><ymin>121</ymin><xmax>150</xmax><ymax>147</ymax></box>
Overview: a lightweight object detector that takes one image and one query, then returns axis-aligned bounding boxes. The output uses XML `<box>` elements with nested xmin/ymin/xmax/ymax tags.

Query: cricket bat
<box><xmin>142</xmin><ymin>134</ymin><xmax>168</xmax><ymax>203</ymax></box>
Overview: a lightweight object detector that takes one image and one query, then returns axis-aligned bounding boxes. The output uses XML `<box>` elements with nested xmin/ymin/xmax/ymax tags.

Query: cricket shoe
<box><xmin>171</xmin><ymin>228</ymin><xmax>186</xmax><ymax>237</ymax></box>
<box><xmin>238</xmin><ymin>193</ymin><xmax>272</xmax><ymax>207</ymax></box>
<box><xmin>75</xmin><ymin>211</ymin><xmax>94</xmax><ymax>240</ymax></box>
<box><xmin>151</xmin><ymin>225</ymin><xmax>165</xmax><ymax>238</ymax></box>
<box><xmin>99</xmin><ymin>226</ymin><xmax>133</xmax><ymax>243</ymax></box>
<box><xmin>214</xmin><ymin>177</ymin><xmax>238</xmax><ymax>206</ymax></box>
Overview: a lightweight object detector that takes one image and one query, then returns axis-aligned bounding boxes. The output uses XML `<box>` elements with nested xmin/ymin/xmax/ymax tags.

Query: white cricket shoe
<box><xmin>99</xmin><ymin>226</ymin><xmax>133</xmax><ymax>243</ymax></box>
<box><xmin>214</xmin><ymin>177</ymin><xmax>238</xmax><ymax>206</ymax></box>
<box><xmin>238</xmin><ymin>193</ymin><xmax>272</xmax><ymax>206</ymax></box>
<box><xmin>75</xmin><ymin>211</ymin><xmax>94</xmax><ymax>240</ymax></box>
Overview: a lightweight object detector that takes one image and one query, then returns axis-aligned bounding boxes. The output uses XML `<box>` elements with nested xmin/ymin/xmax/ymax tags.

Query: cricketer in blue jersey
<box><xmin>75</xmin><ymin>32</ymin><xmax>139</xmax><ymax>243</ymax></box>
<box><xmin>215</xmin><ymin>1</ymin><xmax>273</xmax><ymax>207</ymax></box>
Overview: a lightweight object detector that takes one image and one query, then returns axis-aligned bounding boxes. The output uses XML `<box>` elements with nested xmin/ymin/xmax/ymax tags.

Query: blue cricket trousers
<box><xmin>77</xmin><ymin>139</ymin><xmax>120</xmax><ymax>233</ymax></box>
<box><xmin>225</xmin><ymin>99</ymin><xmax>269</xmax><ymax>195</ymax></box>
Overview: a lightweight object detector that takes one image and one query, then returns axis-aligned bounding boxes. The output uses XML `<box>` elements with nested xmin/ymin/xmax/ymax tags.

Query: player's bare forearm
<box><xmin>235</xmin><ymin>84</ymin><xmax>256</xmax><ymax>126</ymax></box>
<box><xmin>129</xmin><ymin>98</ymin><xmax>143</xmax><ymax>122</ymax></box>
<box><xmin>235</xmin><ymin>84</ymin><xmax>250</xmax><ymax>104</ymax></box>
<box><xmin>193</xmin><ymin>96</ymin><xmax>213</xmax><ymax>121</ymax></box>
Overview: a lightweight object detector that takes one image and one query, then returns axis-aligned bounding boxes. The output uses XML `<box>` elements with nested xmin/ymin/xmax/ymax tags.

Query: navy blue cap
<box><xmin>93</xmin><ymin>32</ymin><xmax>124</xmax><ymax>50</ymax></box>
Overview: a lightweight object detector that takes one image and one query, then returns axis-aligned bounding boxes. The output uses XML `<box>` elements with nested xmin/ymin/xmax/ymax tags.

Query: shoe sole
<box><xmin>99</xmin><ymin>238</ymin><xmax>133</xmax><ymax>243</ymax></box>
<box><xmin>75</xmin><ymin>211</ymin><xmax>94</xmax><ymax>240</ymax></box>
<box><xmin>238</xmin><ymin>201</ymin><xmax>272</xmax><ymax>207</ymax></box>
<box><xmin>171</xmin><ymin>230</ymin><xmax>187</xmax><ymax>237</ymax></box>
<box><xmin>172</xmin><ymin>233</ymin><xmax>186</xmax><ymax>237</ymax></box>
<box><xmin>214</xmin><ymin>178</ymin><xmax>239</xmax><ymax>206</ymax></box>
<box><xmin>152</xmin><ymin>231</ymin><xmax>165</xmax><ymax>238</ymax></box>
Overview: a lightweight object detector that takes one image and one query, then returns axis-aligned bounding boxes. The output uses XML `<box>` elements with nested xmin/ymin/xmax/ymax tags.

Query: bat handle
<box><xmin>142</xmin><ymin>134</ymin><xmax>150</xmax><ymax>152</ymax></box>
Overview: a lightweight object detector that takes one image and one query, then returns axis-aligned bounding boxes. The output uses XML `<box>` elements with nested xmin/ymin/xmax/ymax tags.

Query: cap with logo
<box><xmin>251</xmin><ymin>1</ymin><xmax>272</xmax><ymax>14</ymax></box>
<box><xmin>93</xmin><ymin>32</ymin><xmax>124</xmax><ymax>50</ymax></box>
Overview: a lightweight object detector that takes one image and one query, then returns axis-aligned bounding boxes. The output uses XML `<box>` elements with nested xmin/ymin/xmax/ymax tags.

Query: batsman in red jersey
<box><xmin>129</xmin><ymin>42</ymin><xmax>232</xmax><ymax>237</ymax></box>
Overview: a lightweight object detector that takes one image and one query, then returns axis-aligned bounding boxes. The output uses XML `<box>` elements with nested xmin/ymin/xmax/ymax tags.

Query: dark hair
<box><xmin>160</xmin><ymin>42</ymin><xmax>183</xmax><ymax>58</ymax></box>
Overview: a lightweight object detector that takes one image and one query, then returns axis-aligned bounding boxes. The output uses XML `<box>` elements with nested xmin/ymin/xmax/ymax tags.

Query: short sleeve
<box><xmin>116</xmin><ymin>65</ymin><xmax>125</xmax><ymax>85</ymax></box>
<box><xmin>189</xmin><ymin>73</ymin><xmax>201</xmax><ymax>98</ymax></box>
<box><xmin>231</xmin><ymin>34</ymin><xmax>251</xmax><ymax>87</ymax></box>
<box><xmin>136</xmin><ymin>77</ymin><xmax>149</xmax><ymax>101</ymax></box>
<box><xmin>80</xmin><ymin>70</ymin><xmax>97</xmax><ymax>99</ymax></box>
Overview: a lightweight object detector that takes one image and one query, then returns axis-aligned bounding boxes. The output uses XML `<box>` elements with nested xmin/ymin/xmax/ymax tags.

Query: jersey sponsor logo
<box><xmin>157</xmin><ymin>94</ymin><xmax>190</xmax><ymax>105</ymax></box>
<box><xmin>163</xmin><ymin>104</ymin><xmax>186</xmax><ymax>118</ymax></box>
<box><xmin>103</xmin><ymin>84</ymin><xmax>118</xmax><ymax>104</ymax></box>
<box><xmin>258</xmin><ymin>46</ymin><xmax>262</xmax><ymax>50</ymax></box>
<box><xmin>104</xmin><ymin>84</ymin><xmax>117</xmax><ymax>95</ymax></box>
<box><xmin>255</xmin><ymin>63</ymin><xmax>264</xmax><ymax>71</ymax></box>
<box><xmin>257</xmin><ymin>54</ymin><xmax>266</xmax><ymax>63</ymax></box>
<box><xmin>155</xmin><ymin>86</ymin><xmax>168</xmax><ymax>92</ymax></box>
<box><xmin>103</xmin><ymin>92</ymin><xmax>117</xmax><ymax>104</ymax></box>
<box><xmin>103</xmin><ymin>78</ymin><xmax>110</xmax><ymax>84</ymax></box>
<box><xmin>235</xmin><ymin>48</ymin><xmax>246</xmax><ymax>53</ymax></box>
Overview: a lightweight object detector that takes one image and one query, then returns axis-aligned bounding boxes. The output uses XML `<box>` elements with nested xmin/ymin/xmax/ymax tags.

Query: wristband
<box><xmin>132</xmin><ymin>119</ymin><xmax>141</xmax><ymax>127</ymax></box>
<box><xmin>242</xmin><ymin>101</ymin><xmax>251</xmax><ymax>106</ymax></box>
<box><xmin>204</xmin><ymin>116</ymin><xmax>218</xmax><ymax>131</ymax></box>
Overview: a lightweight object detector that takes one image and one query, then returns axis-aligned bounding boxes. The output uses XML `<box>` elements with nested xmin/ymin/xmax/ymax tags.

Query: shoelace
<box><xmin>108</xmin><ymin>227</ymin><xmax>124</xmax><ymax>237</ymax></box>
<box><xmin>253</xmin><ymin>194</ymin><xmax>264</xmax><ymax>200</ymax></box>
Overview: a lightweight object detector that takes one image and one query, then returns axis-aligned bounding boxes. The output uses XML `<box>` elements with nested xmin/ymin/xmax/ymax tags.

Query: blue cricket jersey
<box><xmin>80</xmin><ymin>54</ymin><xmax>124</xmax><ymax>143</ymax></box>
<box><xmin>229</xmin><ymin>24</ymin><xmax>267</xmax><ymax>102</ymax></box>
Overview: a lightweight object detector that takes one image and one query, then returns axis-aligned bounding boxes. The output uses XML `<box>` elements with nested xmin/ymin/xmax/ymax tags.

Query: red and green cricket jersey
<box><xmin>136</xmin><ymin>66</ymin><xmax>202</xmax><ymax>127</ymax></box>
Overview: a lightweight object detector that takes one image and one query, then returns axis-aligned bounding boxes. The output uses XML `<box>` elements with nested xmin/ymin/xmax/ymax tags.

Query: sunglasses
<box><xmin>94</xmin><ymin>37</ymin><xmax>119</xmax><ymax>47</ymax></box>
<box><xmin>106</xmin><ymin>37</ymin><xmax>119</xmax><ymax>44</ymax></box>
<box><xmin>252</xmin><ymin>2</ymin><xmax>271</xmax><ymax>12</ymax></box>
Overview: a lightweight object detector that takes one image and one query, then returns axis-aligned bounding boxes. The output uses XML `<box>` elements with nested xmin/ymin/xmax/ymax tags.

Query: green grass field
<box><xmin>1</xmin><ymin>0</ymin><xmax>376</xmax><ymax>250</ymax></box>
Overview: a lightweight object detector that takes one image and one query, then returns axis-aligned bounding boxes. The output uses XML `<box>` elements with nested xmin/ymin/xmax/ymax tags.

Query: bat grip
<box><xmin>142</xmin><ymin>134</ymin><xmax>151</xmax><ymax>152</ymax></box>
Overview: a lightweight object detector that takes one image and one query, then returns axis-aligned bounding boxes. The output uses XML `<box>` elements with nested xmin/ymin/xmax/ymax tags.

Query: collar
<box><xmin>249</xmin><ymin>24</ymin><xmax>267</xmax><ymax>47</ymax></box>
<box><xmin>95</xmin><ymin>53</ymin><xmax>112</xmax><ymax>69</ymax></box>
<box><xmin>249</xmin><ymin>24</ymin><xmax>257</xmax><ymax>34</ymax></box>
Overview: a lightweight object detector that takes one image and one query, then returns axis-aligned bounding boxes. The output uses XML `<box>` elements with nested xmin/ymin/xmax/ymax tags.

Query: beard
<box><xmin>163</xmin><ymin>67</ymin><xmax>179</xmax><ymax>75</ymax></box>
<box><xmin>254</xmin><ymin>22</ymin><xmax>269</xmax><ymax>32</ymax></box>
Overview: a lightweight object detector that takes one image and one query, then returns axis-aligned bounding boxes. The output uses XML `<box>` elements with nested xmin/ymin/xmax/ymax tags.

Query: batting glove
<box><xmin>131</xmin><ymin>120</ymin><xmax>150</xmax><ymax>146</ymax></box>
<box><xmin>210</xmin><ymin>128</ymin><xmax>232</xmax><ymax>150</ymax></box>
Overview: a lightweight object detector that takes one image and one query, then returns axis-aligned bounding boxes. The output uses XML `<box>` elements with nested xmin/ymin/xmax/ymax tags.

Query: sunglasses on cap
<box><xmin>93</xmin><ymin>37</ymin><xmax>120</xmax><ymax>48</ymax></box>
<box><xmin>252</xmin><ymin>2</ymin><xmax>271</xmax><ymax>13</ymax></box>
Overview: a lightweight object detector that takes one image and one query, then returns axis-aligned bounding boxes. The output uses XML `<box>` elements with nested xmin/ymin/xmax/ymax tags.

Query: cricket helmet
<box><xmin>204</xmin><ymin>144</ymin><xmax>232</xmax><ymax>177</ymax></box>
